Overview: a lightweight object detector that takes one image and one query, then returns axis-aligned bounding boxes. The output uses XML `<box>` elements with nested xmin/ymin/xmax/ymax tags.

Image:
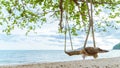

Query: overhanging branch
<box><xmin>78</xmin><ymin>0</ymin><xmax>120</xmax><ymax>4</ymax></box>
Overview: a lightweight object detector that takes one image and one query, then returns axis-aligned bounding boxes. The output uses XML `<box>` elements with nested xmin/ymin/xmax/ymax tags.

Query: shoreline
<box><xmin>1</xmin><ymin>57</ymin><xmax>120</xmax><ymax>68</ymax></box>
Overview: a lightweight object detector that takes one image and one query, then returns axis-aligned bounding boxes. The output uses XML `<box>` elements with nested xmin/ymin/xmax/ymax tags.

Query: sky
<box><xmin>0</xmin><ymin>4</ymin><xmax>120</xmax><ymax>50</ymax></box>
<box><xmin>0</xmin><ymin>22</ymin><xmax>120</xmax><ymax>50</ymax></box>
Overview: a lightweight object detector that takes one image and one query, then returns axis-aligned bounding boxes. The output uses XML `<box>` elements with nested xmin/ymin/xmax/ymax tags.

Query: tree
<box><xmin>0</xmin><ymin>0</ymin><xmax>120</xmax><ymax>35</ymax></box>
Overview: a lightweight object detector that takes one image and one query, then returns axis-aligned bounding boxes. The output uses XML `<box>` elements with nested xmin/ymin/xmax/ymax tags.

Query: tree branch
<box><xmin>79</xmin><ymin>0</ymin><xmax>119</xmax><ymax>4</ymax></box>
<box><xmin>59</xmin><ymin>0</ymin><xmax>63</xmax><ymax>31</ymax></box>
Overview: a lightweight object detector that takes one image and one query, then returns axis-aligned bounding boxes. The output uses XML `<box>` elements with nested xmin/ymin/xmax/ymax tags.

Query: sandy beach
<box><xmin>0</xmin><ymin>57</ymin><xmax>120</xmax><ymax>68</ymax></box>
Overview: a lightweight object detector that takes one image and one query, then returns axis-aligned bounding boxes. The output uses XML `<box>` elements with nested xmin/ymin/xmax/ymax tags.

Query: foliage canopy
<box><xmin>0</xmin><ymin>0</ymin><xmax>120</xmax><ymax>35</ymax></box>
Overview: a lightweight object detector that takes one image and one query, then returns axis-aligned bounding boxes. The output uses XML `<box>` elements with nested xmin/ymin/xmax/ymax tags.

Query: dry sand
<box><xmin>1</xmin><ymin>57</ymin><xmax>120</xmax><ymax>68</ymax></box>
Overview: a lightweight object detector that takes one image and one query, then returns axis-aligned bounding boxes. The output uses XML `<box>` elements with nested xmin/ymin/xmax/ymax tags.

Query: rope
<box><xmin>84</xmin><ymin>0</ymin><xmax>96</xmax><ymax>48</ymax></box>
<box><xmin>64</xmin><ymin>13</ymin><xmax>74</xmax><ymax>52</ymax></box>
<box><xmin>64</xmin><ymin>1</ymin><xmax>73</xmax><ymax>52</ymax></box>
<box><xmin>64</xmin><ymin>0</ymin><xmax>96</xmax><ymax>52</ymax></box>
<box><xmin>90</xmin><ymin>0</ymin><xmax>96</xmax><ymax>48</ymax></box>
<box><xmin>84</xmin><ymin>0</ymin><xmax>91</xmax><ymax>48</ymax></box>
<box><xmin>64</xmin><ymin>20</ymin><xmax>67</xmax><ymax>52</ymax></box>
<box><xmin>68</xmin><ymin>23</ymin><xmax>74</xmax><ymax>50</ymax></box>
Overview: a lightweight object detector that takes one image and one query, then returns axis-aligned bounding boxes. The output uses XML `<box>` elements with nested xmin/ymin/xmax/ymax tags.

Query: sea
<box><xmin>0</xmin><ymin>50</ymin><xmax>120</xmax><ymax>65</ymax></box>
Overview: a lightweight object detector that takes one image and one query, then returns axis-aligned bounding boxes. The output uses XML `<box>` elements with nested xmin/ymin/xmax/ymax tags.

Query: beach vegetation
<box><xmin>113</xmin><ymin>43</ymin><xmax>120</xmax><ymax>50</ymax></box>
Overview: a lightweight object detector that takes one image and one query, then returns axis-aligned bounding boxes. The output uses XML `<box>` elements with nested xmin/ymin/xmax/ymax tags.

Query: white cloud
<box><xmin>0</xmin><ymin>21</ymin><xmax>120</xmax><ymax>50</ymax></box>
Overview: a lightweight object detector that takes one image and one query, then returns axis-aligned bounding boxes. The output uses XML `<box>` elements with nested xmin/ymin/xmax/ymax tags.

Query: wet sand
<box><xmin>1</xmin><ymin>57</ymin><xmax>120</xmax><ymax>68</ymax></box>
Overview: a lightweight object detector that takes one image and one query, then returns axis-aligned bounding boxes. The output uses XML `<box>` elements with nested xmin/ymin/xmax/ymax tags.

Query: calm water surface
<box><xmin>0</xmin><ymin>50</ymin><xmax>119</xmax><ymax>65</ymax></box>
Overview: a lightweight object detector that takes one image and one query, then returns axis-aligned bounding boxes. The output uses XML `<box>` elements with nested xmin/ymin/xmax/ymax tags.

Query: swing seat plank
<box><xmin>65</xmin><ymin>51</ymin><xmax>81</xmax><ymax>56</ymax></box>
<box><xmin>65</xmin><ymin>47</ymin><xmax>109</xmax><ymax>57</ymax></box>
<box><xmin>65</xmin><ymin>47</ymin><xmax>83</xmax><ymax>56</ymax></box>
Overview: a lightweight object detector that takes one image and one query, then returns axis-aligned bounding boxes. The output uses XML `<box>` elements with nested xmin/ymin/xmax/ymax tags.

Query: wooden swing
<box><xmin>64</xmin><ymin>0</ymin><xmax>96</xmax><ymax>56</ymax></box>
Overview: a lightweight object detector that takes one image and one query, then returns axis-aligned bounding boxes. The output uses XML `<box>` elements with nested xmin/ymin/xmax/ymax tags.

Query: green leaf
<box><xmin>0</xmin><ymin>22</ymin><xmax>2</xmax><ymax>25</ymax></box>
